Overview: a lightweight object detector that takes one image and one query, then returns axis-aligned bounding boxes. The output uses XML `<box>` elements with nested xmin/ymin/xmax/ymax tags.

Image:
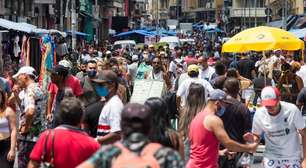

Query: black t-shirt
<box><xmin>237</xmin><ymin>58</ymin><xmax>255</xmax><ymax>80</ymax></box>
<box><xmin>221</xmin><ymin>98</ymin><xmax>252</xmax><ymax>143</ymax></box>
<box><xmin>83</xmin><ymin>101</ymin><xmax>104</xmax><ymax>137</ymax></box>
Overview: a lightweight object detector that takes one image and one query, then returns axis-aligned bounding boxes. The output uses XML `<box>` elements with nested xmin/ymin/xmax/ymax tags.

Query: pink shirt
<box><xmin>187</xmin><ymin>111</ymin><xmax>220</xmax><ymax>168</ymax></box>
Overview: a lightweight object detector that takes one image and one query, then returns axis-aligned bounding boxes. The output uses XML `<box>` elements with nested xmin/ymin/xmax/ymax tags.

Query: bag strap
<box><xmin>114</xmin><ymin>142</ymin><xmax>131</xmax><ymax>155</ymax></box>
<box><xmin>41</xmin><ymin>129</ymin><xmax>51</xmax><ymax>161</ymax></box>
<box><xmin>141</xmin><ymin>143</ymin><xmax>162</xmax><ymax>156</ymax></box>
<box><xmin>40</xmin><ymin>129</ymin><xmax>55</xmax><ymax>165</ymax></box>
<box><xmin>50</xmin><ymin>129</ymin><xmax>55</xmax><ymax>165</ymax></box>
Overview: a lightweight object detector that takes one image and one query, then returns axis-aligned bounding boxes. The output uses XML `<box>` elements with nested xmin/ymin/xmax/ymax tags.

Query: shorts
<box><xmin>262</xmin><ymin>157</ymin><xmax>301</xmax><ymax>168</ymax></box>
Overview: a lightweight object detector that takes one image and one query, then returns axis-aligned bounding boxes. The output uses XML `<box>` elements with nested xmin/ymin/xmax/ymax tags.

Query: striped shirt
<box><xmin>97</xmin><ymin>95</ymin><xmax>123</xmax><ymax>136</ymax></box>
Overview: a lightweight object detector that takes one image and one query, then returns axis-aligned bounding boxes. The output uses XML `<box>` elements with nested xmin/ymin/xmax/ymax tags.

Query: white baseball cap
<box><xmin>13</xmin><ymin>66</ymin><xmax>36</xmax><ymax>79</ymax></box>
<box><xmin>59</xmin><ymin>60</ymin><xmax>72</xmax><ymax>70</ymax></box>
<box><xmin>261</xmin><ymin>86</ymin><xmax>280</xmax><ymax>106</ymax></box>
<box><xmin>132</xmin><ymin>55</ymin><xmax>138</xmax><ymax>61</ymax></box>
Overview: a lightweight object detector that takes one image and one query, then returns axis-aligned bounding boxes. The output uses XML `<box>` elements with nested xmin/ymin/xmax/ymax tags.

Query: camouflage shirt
<box><xmin>18</xmin><ymin>83</ymin><xmax>47</xmax><ymax>142</ymax></box>
<box><xmin>88</xmin><ymin>133</ymin><xmax>184</xmax><ymax>167</ymax></box>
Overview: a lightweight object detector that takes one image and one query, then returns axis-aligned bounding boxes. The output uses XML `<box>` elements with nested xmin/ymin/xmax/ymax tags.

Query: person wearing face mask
<box><xmin>79</xmin><ymin>60</ymin><xmax>101</xmax><ymax>108</ymax></box>
<box><xmin>136</xmin><ymin>53</ymin><xmax>152</xmax><ymax>80</ymax></box>
<box><xmin>92</xmin><ymin>70</ymin><xmax>123</xmax><ymax>145</ymax></box>
<box><xmin>187</xmin><ymin>89</ymin><xmax>257</xmax><ymax>168</ymax></box>
<box><xmin>218</xmin><ymin>78</ymin><xmax>252</xmax><ymax>168</ymax></box>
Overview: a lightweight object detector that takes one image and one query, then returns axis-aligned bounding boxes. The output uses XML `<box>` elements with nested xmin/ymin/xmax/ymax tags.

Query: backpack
<box><xmin>162</xmin><ymin>91</ymin><xmax>179</xmax><ymax>120</ymax></box>
<box><xmin>112</xmin><ymin>142</ymin><xmax>161</xmax><ymax>168</ymax></box>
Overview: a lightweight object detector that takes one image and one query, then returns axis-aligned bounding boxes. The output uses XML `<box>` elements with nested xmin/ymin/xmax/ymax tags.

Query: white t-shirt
<box><xmin>177</xmin><ymin>77</ymin><xmax>214</xmax><ymax>106</ymax></box>
<box><xmin>128</xmin><ymin>62</ymin><xmax>138</xmax><ymax>85</ymax></box>
<box><xmin>252</xmin><ymin>101</ymin><xmax>305</xmax><ymax>160</ymax></box>
<box><xmin>297</xmin><ymin>65</ymin><xmax>306</xmax><ymax>87</ymax></box>
<box><xmin>147</xmin><ymin>70</ymin><xmax>163</xmax><ymax>81</ymax></box>
<box><xmin>97</xmin><ymin>95</ymin><xmax>123</xmax><ymax>136</ymax></box>
<box><xmin>199</xmin><ymin>66</ymin><xmax>215</xmax><ymax>82</ymax></box>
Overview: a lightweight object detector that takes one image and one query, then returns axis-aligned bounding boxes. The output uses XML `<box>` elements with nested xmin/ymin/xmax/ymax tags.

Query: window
<box><xmin>198</xmin><ymin>0</ymin><xmax>206</xmax><ymax>8</ymax></box>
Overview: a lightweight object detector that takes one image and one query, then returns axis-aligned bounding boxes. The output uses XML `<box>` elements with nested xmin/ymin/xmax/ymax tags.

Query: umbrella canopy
<box><xmin>222</xmin><ymin>26</ymin><xmax>304</xmax><ymax>53</ymax></box>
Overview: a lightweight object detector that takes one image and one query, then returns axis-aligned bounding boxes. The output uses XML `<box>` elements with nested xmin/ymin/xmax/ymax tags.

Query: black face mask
<box><xmin>87</xmin><ymin>70</ymin><xmax>97</xmax><ymax>78</ymax></box>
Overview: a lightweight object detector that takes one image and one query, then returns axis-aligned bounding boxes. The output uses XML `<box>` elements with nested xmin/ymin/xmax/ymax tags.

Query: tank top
<box><xmin>0</xmin><ymin>112</ymin><xmax>10</xmax><ymax>139</ymax></box>
<box><xmin>186</xmin><ymin>111</ymin><xmax>220</xmax><ymax>168</ymax></box>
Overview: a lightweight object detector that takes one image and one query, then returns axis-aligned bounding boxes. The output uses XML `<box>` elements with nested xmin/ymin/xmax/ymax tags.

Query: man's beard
<box><xmin>154</xmin><ymin>67</ymin><xmax>161</xmax><ymax>73</ymax></box>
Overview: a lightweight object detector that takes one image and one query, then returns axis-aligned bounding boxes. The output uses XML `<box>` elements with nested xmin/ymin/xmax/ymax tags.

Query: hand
<box><xmin>226</xmin><ymin>151</ymin><xmax>237</xmax><ymax>160</ymax></box>
<box><xmin>7</xmin><ymin>149</ymin><xmax>15</xmax><ymax>162</ymax></box>
<box><xmin>243</xmin><ymin>132</ymin><xmax>255</xmax><ymax>143</ymax></box>
<box><xmin>302</xmin><ymin>159</ymin><xmax>306</xmax><ymax>168</ymax></box>
<box><xmin>219</xmin><ymin>148</ymin><xmax>228</xmax><ymax>156</ymax></box>
<box><xmin>247</xmin><ymin>142</ymin><xmax>258</xmax><ymax>153</ymax></box>
<box><xmin>46</xmin><ymin>114</ymin><xmax>52</xmax><ymax>123</ymax></box>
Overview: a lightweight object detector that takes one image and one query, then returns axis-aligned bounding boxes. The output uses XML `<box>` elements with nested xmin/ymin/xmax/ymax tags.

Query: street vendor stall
<box><xmin>222</xmin><ymin>26</ymin><xmax>305</xmax><ymax>86</ymax></box>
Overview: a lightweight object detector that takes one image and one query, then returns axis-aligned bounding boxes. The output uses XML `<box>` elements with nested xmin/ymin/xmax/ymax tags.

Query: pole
<box><xmin>267</xmin><ymin>0</ymin><xmax>270</xmax><ymax>24</ymax></box>
<box><xmin>254</xmin><ymin>0</ymin><xmax>257</xmax><ymax>27</ymax></box>
<box><xmin>263</xmin><ymin>51</ymin><xmax>267</xmax><ymax>86</ymax></box>
<box><xmin>248</xmin><ymin>0</ymin><xmax>251</xmax><ymax>27</ymax></box>
<box><xmin>71</xmin><ymin>0</ymin><xmax>76</xmax><ymax>50</ymax></box>
<box><xmin>157</xmin><ymin>0</ymin><xmax>159</xmax><ymax>36</ymax></box>
<box><xmin>59</xmin><ymin>0</ymin><xmax>63</xmax><ymax>31</ymax></box>
<box><xmin>282</xmin><ymin>0</ymin><xmax>286</xmax><ymax>30</ymax></box>
<box><xmin>243</xmin><ymin>0</ymin><xmax>246</xmax><ymax>29</ymax></box>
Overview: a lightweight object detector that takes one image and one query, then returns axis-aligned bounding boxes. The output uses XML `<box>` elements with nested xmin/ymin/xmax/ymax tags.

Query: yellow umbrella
<box><xmin>222</xmin><ymin>26</ymin><xmax>304</xmax><ymax>53</ymax></box>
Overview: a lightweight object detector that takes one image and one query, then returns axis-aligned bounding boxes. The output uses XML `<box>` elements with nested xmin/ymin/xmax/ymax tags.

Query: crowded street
<box><xmin>1</xmin><ymin>0</ymin><xmax>306</xmax><ymax>168</ymax></box>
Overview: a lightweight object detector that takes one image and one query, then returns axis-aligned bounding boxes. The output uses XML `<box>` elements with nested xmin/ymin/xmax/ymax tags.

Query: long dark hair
<box><xmin>144</xmin><ymin>97</ymin><xmax>173</xmax><ymax>148</ymax></box>
<box><xmin>0</xmin><ymin>88</ymin><xmax>6</xmax><ymax>112</ymax></box>
<box><xmin>179</xmin><ymin>83</ymin><xmax>206</xmax><ymax>139</ymax></box>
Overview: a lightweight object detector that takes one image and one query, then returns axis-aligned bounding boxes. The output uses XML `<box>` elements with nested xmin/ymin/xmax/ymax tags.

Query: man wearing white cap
<box><xmin>127</xmin><ymin>55</ymin><xmax>139</xmax><ymax>89</ymax></box>
<box><xmin>13</xmin><ymin>66</ymin><xmax>47</xmax><ymax>168</ymax></box>
<box><xmin>252</xmin><ymin>86</ymin><xmax>306</xmax><ymax>168</ymax></box>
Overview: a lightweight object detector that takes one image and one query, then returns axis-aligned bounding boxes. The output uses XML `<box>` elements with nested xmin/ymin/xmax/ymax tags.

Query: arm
<box><xmin>299</xmin><ymin>128</ymin><xmax>306</xmax><ymax>168</ymax></box>
<box><xmin>77</xmin><ymin>161</ymin><xmax>95</xmax><ymax>168</ymax></box>
<box><xmin>21</xmin><ymin>89</ymin><xmax>36</xmax><ymax>134</ymax></box>
<box><xmin>207</xmin><ymin>116</ymin><xmax>257</xmax><ymax>153</ymax></box>
<box><xmin>296</xmin><ymin>76</ymin><xmax>304</xmax><ymax>92</ymax></box>
<box><xmin>46</xmin><ymin>92</ymin><xmax>54</xmax><ymax>122</ymax></box>
<box><xmin>96</xmin><ymin>131</ymin><xmax>121</xmax><ymax>145</ymax></box>
<box><xmin>27</xmin><ymin>160</ymin><xmax>40</xmax><ymax>168</ymax></box>
<box><xmin>296</xmin><ymin>88</ymin><xmax>306</xmax><ymax>108</ymax></box>
<box><xmin>6</xmin><ymin>107</ymin><xmax>16</xmax><ymax>162</ymax></box>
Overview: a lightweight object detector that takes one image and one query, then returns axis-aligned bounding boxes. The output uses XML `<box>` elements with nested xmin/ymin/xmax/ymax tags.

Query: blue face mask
<box><xmin>216</xmin><ymin>106</ymin><xmax>226</xmax><ymax>117</ymax></box>
<box><xmin>87</xmin><ymin>70</ymin><xmax>97</xmax><ymax>78</ymax></box>
<box><xmin>95</xmin><ymin>85</ymin><xmax>109</xmax><ymax>97</ymax></box>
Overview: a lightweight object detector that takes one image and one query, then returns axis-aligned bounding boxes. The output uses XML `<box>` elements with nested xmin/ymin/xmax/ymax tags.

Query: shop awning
<box><xmin>0</xmin><ymin>18</ymin><xmax>33</xmax><ymax>33</ymax></box>
<box><xmin>115</xmin><ymin>30</ymin><xmax>155</xmax><ymax>37</ymax></box>
<box><xmin>66</xmin><ymin>31</ymin><xmax>89</xmax><ymax>36</ymax></box>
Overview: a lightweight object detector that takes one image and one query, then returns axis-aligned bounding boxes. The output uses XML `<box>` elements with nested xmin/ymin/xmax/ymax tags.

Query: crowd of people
<box><xmin>0</xmin><ymin>31</ymin><xmax>306</xmax><ymax>168</ymax></box>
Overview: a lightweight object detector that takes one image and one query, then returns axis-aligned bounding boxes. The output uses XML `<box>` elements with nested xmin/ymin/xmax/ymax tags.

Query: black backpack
<box><xmin>162</xmin><ymin>91</ymin><xmax>179</xmax><ymax>120</ymax></box>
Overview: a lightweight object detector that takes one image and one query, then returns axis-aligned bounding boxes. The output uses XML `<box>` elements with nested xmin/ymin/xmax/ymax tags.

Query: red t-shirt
<box><xmin>48</xmin><ymin>75</ymin><xmax>83</xmax><ymax>97</ymax></box>
<box><xmin>30</xmin><ymin>127</ymin><xmax>100</xmax><ymax>168</ymax></box>
<box><xmin>187</xmin><ymin>111</ymin><xmax>220</xmax><ymax>168</ymax></box>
